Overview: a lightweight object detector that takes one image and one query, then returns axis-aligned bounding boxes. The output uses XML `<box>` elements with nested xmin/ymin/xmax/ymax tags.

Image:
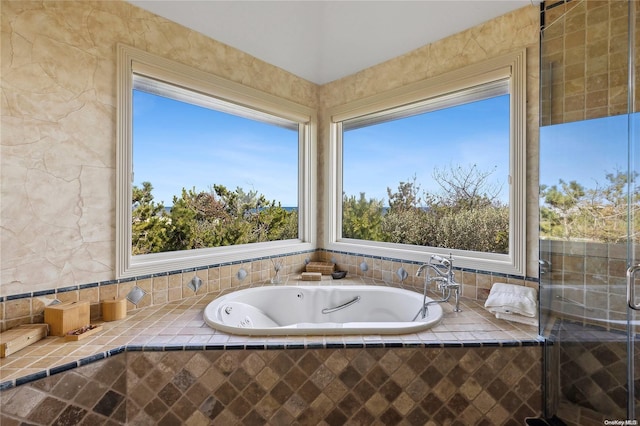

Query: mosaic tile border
<box><xmin>0</xmin><ymin>339</ymin><xmax>544</xmax><ymax>392</ymax></box>
<box><xmin>0</xmin><ymin>347</ymin><xmax>125</xmax><ymax>392</ymax></box>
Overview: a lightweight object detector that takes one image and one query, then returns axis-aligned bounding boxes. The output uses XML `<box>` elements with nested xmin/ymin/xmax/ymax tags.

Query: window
<box><xmin>326</xmin><ymin>50</ymin><xmax>527</xmax><ymax>276</ymax></box>
<box><xmin>117</xmin><ymin>45</ymin><xmax>316</xmax><ymax>278</ymax></box>
<box><xmin>132</xmin><ymin>77</ymin><xmax>300</xmax><ymax>253</ymax></box>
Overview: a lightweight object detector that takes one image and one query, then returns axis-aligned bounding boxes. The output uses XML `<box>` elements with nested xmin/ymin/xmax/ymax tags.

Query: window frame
<box><xmin>116</xmin><ymin>44</ymin><xmax>316</xmax><ymax>279</ymax></box>
<box><xmin>325</xmin><ymin>50</ymin><xmax>527</xmax><ymax>276</ymax></box>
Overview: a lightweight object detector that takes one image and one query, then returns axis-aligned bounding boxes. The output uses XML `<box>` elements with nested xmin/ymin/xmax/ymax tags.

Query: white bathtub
<box><xmin>203</xmin><ymin>285</ymin><xmax>443</xmax><ymax>335</ymax></box>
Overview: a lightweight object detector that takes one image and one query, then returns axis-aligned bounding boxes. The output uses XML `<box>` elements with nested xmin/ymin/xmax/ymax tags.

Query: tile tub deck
<box><xmin>0</xmin><ymin>280</ymin><xmax>541</xmax><ymax>390</ymax></box>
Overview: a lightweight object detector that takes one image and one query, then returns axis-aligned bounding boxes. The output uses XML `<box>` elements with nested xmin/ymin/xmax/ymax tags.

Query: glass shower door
<box><xmin>539</xmin><ymin>0</ymin><xmax>639</xmax><ymax>421</ymax></box>
<box><xmin>540</xmin><ymin>115</ymin><xmax>632</xmax><ymax>420</ymax></box>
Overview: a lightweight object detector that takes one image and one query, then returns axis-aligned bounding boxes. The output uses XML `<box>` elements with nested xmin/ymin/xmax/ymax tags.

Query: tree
<box><xmin>131</xmin><ymin>182</ymin><xmax>169</xmax><ymax>254</ymax></box>
<box><xmin>255</xmin><ymin>204</ymin><xmax>298</xmax><ymax>241</ymax></box>
<box><xmin>540</xmin><ymin>170</ymin><xmax>640</xmax><ymax>243</ymax></box>
<box><xmin>212</xmin><ymin>185</ymin><xmax>297</xmax><ymax>244</ymax></box>
<box><xmin>342</xmin><ymin>192</ymin><xmax>385</xmax><ymax>240</ymax></box>
<box><xmin>165</xmin><ymin>188</ymin><xmax>203</xmax><ymax>251</ymax></box>
<box><xmin>132</xmin><ymin>183</ymin><xmax>298</xmax><ymax>254</ymax></box>
<box><xmin>540</xmin><ymin>179</ymin><xmax>585</xmax><ymax>240</ymax></box>
<box><xmin>377</xmin><ymin>166</ymin><xmax>509</xmax><ymax>253</ymax></box>
<box><xmin>431</xmin><ymin>163</ymin><xmax>503</xmax><ymax>211</ymax></box>
<box><xmin>434</xmin><ymin>206</ymin><xmax>509</xmax><ymax>252</ymax></box>
<box><xmin>387</xmin><ymin>175</ymin><xmax>423</xmax><ymax>212</ymax></box>
<box><xmin>382</xmin><ymin>177</ymin><xmax>434</xmax><ymax>245</ymax></box>
<box><xmin>583</xmin><ymin>170</ymin><xmax>637</xmax><ymax>243</ymax></box>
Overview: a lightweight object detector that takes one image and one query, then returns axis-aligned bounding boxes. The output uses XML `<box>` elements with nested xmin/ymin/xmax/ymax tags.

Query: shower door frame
<box><xmin>627</xmin><ymin>0</ymin><xmax>638</xmax><ymax>419</ymax></box>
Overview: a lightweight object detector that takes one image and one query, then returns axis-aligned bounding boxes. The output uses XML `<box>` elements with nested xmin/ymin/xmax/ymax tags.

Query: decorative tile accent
<box><xmin>396</xmin><ymin>267</ymin><xmax>409</xmax><ymax>281</ymax></box>
<box><xmin>125</xmin><ymin>285</ymin><xmax>147</xmax><ymax>306</ymax></box>
<box><xmin>188</xmin><ymin>276</ymin><xmax>203</xmax><ymax>293</ymax></box>
<box><xmin>235</xmin><ymin>268</ymin><xmax>247</xmax><ymax>282</ymax></box>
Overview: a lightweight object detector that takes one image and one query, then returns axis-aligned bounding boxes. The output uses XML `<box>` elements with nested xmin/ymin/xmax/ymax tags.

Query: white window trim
<box><xmin>116</xmin><ymin>44</ymin><xmax>317</xmax><ymax>279</ymax></box>
<box><xmin>325</xmin><ymin>49</ymin><xmax>527</xmax><ymax>276</ymax></box>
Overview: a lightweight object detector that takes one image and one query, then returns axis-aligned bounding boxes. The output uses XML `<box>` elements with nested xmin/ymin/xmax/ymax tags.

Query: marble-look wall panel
<box><xmin>319</xmin><ymin>7</ymin><xmax>539</xmax><ymax>109</ymax></box>
<box><xmin>0</xmin><ymin>1</ymin><xmax>317</xmax><ymax>297</ymax></box>
<box><xmin>2</xmin><ymin>0</ymin><xmax>539</xmax><ymax>303</ymax></box>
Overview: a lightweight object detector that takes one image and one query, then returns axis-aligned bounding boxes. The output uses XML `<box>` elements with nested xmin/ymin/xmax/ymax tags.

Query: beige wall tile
<box><xmin>4</xmin><ymin>299</ymin><xmax>31</xmax><ymax>320</ymax></box>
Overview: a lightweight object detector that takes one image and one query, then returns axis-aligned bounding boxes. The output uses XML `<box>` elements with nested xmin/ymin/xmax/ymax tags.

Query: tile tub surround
<box><xmin>0</xmin><ymin>279</ymin><xmax>540</xmax><ymax>388</ymax></box>
<box><xmin>0</xmin><ymin>290</ymin><xmax>542</xmax><ymax>424</ymax></box>
<box><xmin>0</xmin><ymin>346</ymin><xmax>542</xmax><ymax>426</ymax></box>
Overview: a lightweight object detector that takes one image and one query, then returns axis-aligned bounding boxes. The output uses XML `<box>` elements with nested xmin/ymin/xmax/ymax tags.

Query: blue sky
<box><xmin>539</xmin><ymin>114</ymin><xmax>629</xmax><ymax>192</ymax></box>
<box><xmin>133</xmin><ymin>90</ymin><xmax>299</xmax><ymax>206</ymax></box>
<box><xmin>343</xmin><ymin>95</ymin><xmax>511</xmax><ymax>204</ymax></box>
<box><xmin>135</xmin><ymin>91</ymin><xmax>634</xmax><ymax>210</ymax></box>
<box><xmin>134</xmin><ymin>91</ymin><xmax>511</xmax><ymax>207</ymax></box>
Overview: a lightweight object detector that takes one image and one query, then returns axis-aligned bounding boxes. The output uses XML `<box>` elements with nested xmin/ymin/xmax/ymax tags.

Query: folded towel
<box><xmin>484</xmin><ymin>282</ymin><xmax>537</xmax><ymax>318</ymax></box>
<box><xmin>494</xmin><ymin>311</ymin><xmax>538</xmax><ymax>327</ymax></box>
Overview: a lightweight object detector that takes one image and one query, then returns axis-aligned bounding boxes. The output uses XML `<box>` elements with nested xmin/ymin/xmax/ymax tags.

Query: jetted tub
<box><xmin>203</xmin><ymin>285</ymin><xmax>443</xmax><ymax>335</ymax></box>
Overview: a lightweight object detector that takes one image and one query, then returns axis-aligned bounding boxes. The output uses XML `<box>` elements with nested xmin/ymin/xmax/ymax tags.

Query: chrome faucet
<box><xmin>414</xmin><ymin>254</ymin><xmax>461</xmax><ymax>320</ymax></box>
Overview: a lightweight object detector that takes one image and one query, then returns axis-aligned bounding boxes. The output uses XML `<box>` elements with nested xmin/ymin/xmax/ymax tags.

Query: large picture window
<box><xmin>342</xmin><ymin>84</ymin><xmax>509</xmax><ymax>252</ymax></box>
<box><xmin>326</xmin><ymin>50</ymin><xmax>527</xmax><ymax>275</ymax></box>
<box><xmin>117</xmin><ymin>45</ymin><xmax>316</xmax><ymax>278</ymax></box>
<box><xmin>132</xmin><ymin>77</ymin><xmax>300</xmax><ymax>254</ymax></box>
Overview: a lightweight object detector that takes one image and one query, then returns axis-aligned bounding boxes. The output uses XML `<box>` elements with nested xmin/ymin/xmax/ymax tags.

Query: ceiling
<box><xmin>128</xmin><ymin>1</ymin><xmax>535</xmax><ymax>85</ymax></box>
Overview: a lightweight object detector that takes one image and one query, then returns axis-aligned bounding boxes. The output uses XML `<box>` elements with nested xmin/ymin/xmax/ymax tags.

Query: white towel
<box><xmin>494</xmin><ymin>312</ymin><xmax>538</xmax><ymax>327</ymax></box>
<box><xmin>484</xmin><ymin>282</ymin><xmax>537</xmax><ymax>318</ymax></box>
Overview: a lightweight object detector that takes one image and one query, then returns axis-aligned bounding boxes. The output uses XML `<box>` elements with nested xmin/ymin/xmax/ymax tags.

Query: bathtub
<box><xmin>203</xmin><ymin>285</ymin><xmax>443</xmax><ymax>335</ymax></box>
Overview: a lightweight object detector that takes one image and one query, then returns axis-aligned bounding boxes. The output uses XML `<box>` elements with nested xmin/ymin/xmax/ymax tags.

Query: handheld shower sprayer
<box><xmin>429</xmin><ymin>254</ymin><xmax>451</xmax><ymax>269</ymax></box>
<box><xmin>415</xmin><ymin>254</ymin><xmax>451</xmax><ymax>277</ymax></box>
